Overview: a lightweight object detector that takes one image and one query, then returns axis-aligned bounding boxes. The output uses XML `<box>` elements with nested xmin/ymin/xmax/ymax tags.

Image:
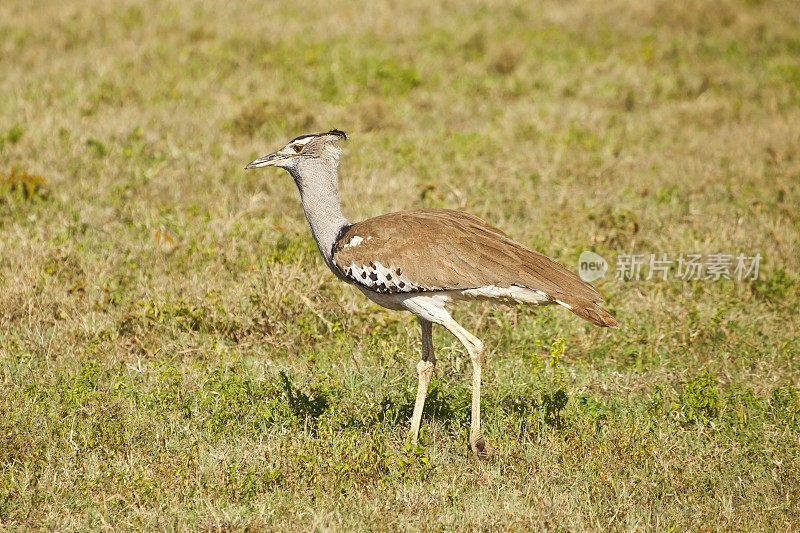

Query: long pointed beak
<box><xmin>244</xmin><ymin>152</ymin><xmax>295</xmax><ymax>169</ymax></box>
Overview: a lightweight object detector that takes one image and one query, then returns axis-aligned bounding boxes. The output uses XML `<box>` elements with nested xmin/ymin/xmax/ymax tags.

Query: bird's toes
<box><xmin>470</xmin><ymin>435</ymin><xmax>488</xmax><ymax>458</ymax></box>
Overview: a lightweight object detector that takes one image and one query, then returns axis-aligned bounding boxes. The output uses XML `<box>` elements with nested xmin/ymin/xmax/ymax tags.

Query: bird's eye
<box><xmin>292</xmin><ymin>145</ymin><xmax>303</xmax><ymax>153</ymax></box>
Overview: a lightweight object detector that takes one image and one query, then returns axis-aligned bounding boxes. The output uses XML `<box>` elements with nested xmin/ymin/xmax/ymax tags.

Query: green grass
<box><xmin>1</xmin><ymin>0</ymin><xmax>799</xmax><ymax>529</ymax></box>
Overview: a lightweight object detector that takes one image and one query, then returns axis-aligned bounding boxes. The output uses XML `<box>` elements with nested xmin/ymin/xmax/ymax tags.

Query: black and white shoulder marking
<box><xmin>339</xmin><ymin>260</ymin><xmax>429</xmax><ymax>293</ymax></box>
<box><xmin>331</xmin><ymin>232</ymin><xmax>429</xmax><ymax>294</ymax></box>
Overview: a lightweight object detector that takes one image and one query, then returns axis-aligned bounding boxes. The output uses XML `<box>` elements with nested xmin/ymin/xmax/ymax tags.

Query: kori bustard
<box><xmin>245</xmin><ymin>129</ymin><xmax>617</xmax><ymax>455</ymax></box>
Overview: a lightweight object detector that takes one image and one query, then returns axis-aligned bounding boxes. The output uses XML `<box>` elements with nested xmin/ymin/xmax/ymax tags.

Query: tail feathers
<box><xmin>561</xmin><ymin>299</ymin><xmax>618</xmax><ymax>328</ymax></box>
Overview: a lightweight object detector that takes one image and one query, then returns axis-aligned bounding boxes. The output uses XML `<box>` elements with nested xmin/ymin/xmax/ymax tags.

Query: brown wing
<box><xmin>331</xmin><ymin>209</ymin><xmax>609</xmax><ymax>314</ymax></box>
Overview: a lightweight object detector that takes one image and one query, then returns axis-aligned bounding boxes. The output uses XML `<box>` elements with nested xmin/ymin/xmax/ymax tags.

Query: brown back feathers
<box><xmin>332</xmin><ymin>209</ymin><xmax>618</xmax><ymax>328</ymax></box>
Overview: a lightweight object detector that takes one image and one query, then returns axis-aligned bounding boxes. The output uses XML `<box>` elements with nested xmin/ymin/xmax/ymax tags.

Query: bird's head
<box><xmin>244</xmin><ymin>129</ymin><xmax>347</xmax><ymax>172</ymax></box>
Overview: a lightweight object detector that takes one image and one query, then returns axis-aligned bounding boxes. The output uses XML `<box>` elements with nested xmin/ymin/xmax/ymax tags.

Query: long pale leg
<box><xmin>409</xmin><ymin>317</ymin><xmax>435</xmax><ymax>446</ymax></box>
<box><xmin>439</xmin><ymin>315</ymin><xmax>487</xmax><ymax>455</ymax></box>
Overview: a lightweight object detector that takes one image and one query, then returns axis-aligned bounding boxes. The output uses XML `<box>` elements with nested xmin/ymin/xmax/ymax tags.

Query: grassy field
<box><xmin>2</xmin><ymin>0</ymin><xmax>800</xmax><ymax>529</ymax></box>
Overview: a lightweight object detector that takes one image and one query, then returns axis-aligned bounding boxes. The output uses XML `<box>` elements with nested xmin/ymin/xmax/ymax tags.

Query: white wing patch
<box><xmin>554</xmin><ymin>299</ymin><xmax>573</xmax><ymax>310</ymax></box>
<box><xmin>344</xmin><ymin>236</ymin><xmax>363</xmax><ymax>247</ymax></box>
<box><xmin>340</xmin><ymin>235</ymin><xmax>371</xmax><ymax>249</ymax></box>
<box><xmin>460</xmin><ymin>285</ymin><xmax>553</xmax><ymax>305</ymax></box>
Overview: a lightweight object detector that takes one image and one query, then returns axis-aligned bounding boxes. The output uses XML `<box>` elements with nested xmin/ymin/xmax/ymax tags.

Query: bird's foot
<box><xmin>470</xmin><ymin>433</ymin><xmax>488</xmax><ymax>458</ymax></box>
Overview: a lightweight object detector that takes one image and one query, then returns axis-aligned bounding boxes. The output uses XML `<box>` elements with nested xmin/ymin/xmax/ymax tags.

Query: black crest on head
<box><xmin>326</xmin><ymin>129</ymin><xmax>347</xmax><ymax>140</ymax></box>
<box><xmin>289</xmin><ymin>129</ymin><xmax>347</xmax><ymax>144</ymax></box>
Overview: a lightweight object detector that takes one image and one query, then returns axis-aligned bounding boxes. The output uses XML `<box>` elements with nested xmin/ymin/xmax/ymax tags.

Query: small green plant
<box><xmin>5</xmin><ymin>124</ymin><xmax>24</xmax><ymax>146</ymax></box>
<box><xmin>542</xmin><ymin>388</ymin><xmax>569</xmax><ymax>430</ymax></box>
<box><xmin>396</xmin><ymin>442</ymin><xmax>430</xmax><ymax>478</ymax></box>
<box><xmin>674</xmin><ymin>370</ymin><xmax>721</xmax><ymax>426</ymax></box>
<box><xmin>279</xmin><ymin>371</ymin><xmax>330</xmax><ymax>421</ymax></box>
<box><xmin>751</xmin><ymin>267</ymin><xmax>795</xmax><ymax>306</ymax></box>
<box><xmin>0</xmin><ymin>168</ymin><xmax>49</xmax><ymax>202</ymax></box>
<box><xmin>768</xmin><ymin>383</ymin><xmax>800</xmax><ymax>428</ymax></box>
<box><xmin>86</xmin><ymin>137</ymin><xmax>108</xmax><ymax>157</ymax></box>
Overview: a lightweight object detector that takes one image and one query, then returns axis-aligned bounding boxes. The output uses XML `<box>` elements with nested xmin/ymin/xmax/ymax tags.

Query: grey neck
<box><xmin>289</xmin><ymin>156</ymin><xmax>350</xmax><ymax>265</ymax></box>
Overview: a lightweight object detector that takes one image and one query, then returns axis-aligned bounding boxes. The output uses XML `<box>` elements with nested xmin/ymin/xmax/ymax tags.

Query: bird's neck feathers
<box><xmin>289</xmin><ymin>154</ymin><xmax>349</xmax><ymax>264</ymax></box>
